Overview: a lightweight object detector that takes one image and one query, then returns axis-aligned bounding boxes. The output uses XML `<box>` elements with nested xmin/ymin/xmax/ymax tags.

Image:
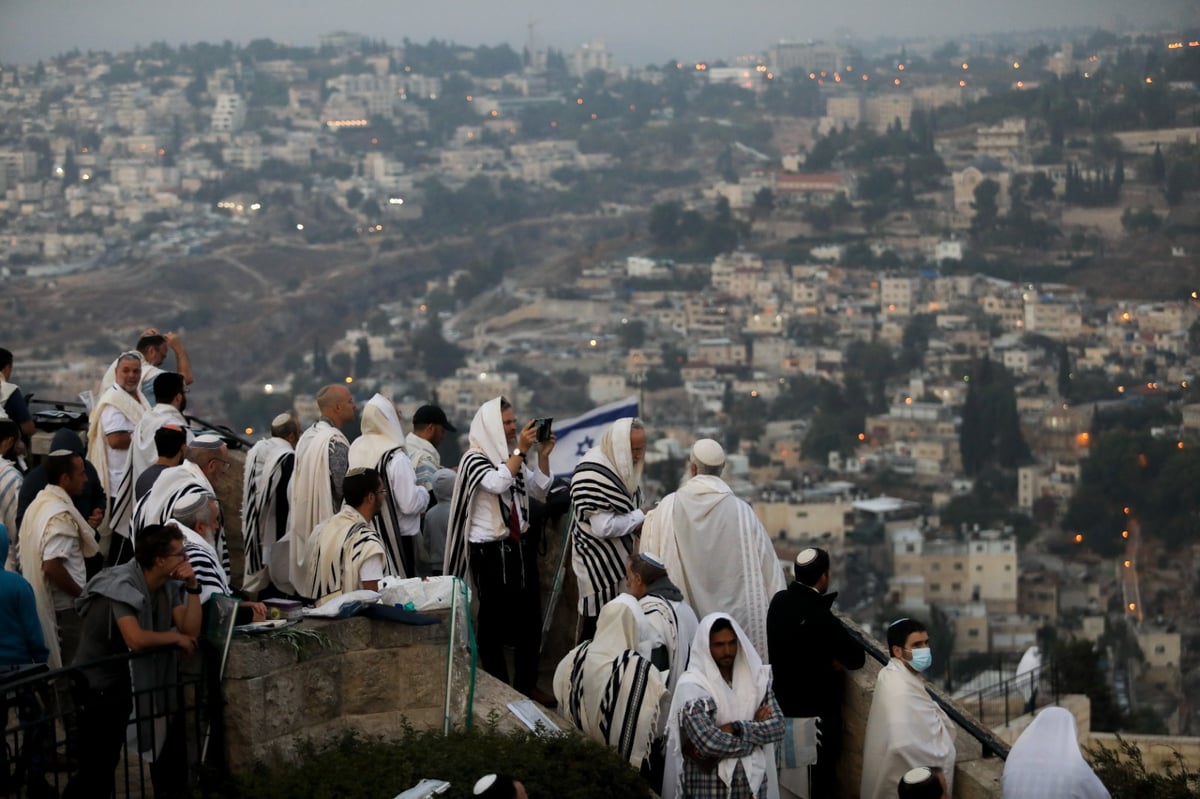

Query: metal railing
<box><xmin>26</xmin><ymin>394</ymin><xmax>254</xmax><ymax>450</ymax></box>
<box><xmin>834</xmin><ymin>610</ymin><xmax>1012</xmax><ymax>760</ymax></box>
<box><xmin>952</xmin><ymin>660</ymin><xmax>1060</xmax><ymax>730</ymax></box>
<box><xmin>0</xmin><ymin>644</ymin><xmax>218</xmax><ymax>798</ymax></box>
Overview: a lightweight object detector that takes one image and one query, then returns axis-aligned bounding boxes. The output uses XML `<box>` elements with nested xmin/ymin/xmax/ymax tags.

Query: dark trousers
<box><xmin>468</xmin><ymin>538</ymin><xmax>543</xmax><ymax>694</ymax></box>
<box><xmin>399</xmin><ymin>536</ymin><xmax>416</xmax><ymax>578</ymax></box>
<box><xmin>812</xmin><ymin>714</ymin><xmax>843</xmax><ymax>798</ymax></box>
<box><xmin>64</xmin><ymin>684</ymin><xmax>131</xmax><ymax>799</ymax></box>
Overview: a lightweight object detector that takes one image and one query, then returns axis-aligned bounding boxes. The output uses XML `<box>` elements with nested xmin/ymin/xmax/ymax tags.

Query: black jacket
<box><xmin>766</xmin><ymin>581</ymin><xmax>866</xmax><ymax>719</ymax></box>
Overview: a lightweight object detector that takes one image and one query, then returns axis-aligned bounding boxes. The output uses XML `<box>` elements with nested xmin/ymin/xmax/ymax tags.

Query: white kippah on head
<box><xmin>639</xmin><ymin>551</ymin><xmax>665</xmax><ymax>569</ymax></box>
<box><xmin>902</xmin><ymin>766</ymin><xmax>933</xmax><ymax>785</ymax></box>
<box><xmin>48</xmin><ymin>449</ymin><xmax>75</xmax><ymax>457</ymax></box>
<box><xmin>796</xmin><ymin>548</ymin><xmax>818</xmax><ymax>567</ymax></box>
<box><xmin>691</xmin><ymin>438</ymin><xmax>725</xmax><ymax>467</ymax></box>
<box><xmin>473</xmin><ymin>775</ymin><xmax>498</xmax><ymax>795</ymax></box>
<box><xmin>191</xmin><ymin>434</ymin><xmax>223</xmax><ymax>449</ymax></box>
<box><xmin>271</xmin><ymin>413</ymin><xmax>293</xmax><ymax>427</ymax></box>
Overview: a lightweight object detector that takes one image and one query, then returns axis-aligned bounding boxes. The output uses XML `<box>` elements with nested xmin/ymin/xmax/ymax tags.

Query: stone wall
<box><xmin>221</xmin><ymin>613</ymin><xmax>573</xmax><ymax>773</ymax></box>
<box><xmin>222</xmin><ymin>614</ymin><xmax>453</xmax><ymax>770</ymax></box>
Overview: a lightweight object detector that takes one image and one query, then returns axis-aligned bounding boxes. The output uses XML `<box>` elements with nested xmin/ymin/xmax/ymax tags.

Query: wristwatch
<box><xmin>512</xmin><ymin>448</ymin><xmax>526</xmax><ymax>460</ymax></box>
<box><xmin>186</xmin><ymin>584</ymin><xmax>203</xmax><ymax>595</ymax></box>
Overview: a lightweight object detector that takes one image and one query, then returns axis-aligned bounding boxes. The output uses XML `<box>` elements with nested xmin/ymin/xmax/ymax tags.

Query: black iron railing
<box><xmin>954</xmin><ymin>660</ymin><xmax>1060</xmax><ymax>729</ymax></box>
<box><xmin>0</xmin><ymin>644</ymin><xmax>218</xmax><ymax>798</ymax></box>
<box><xmin>834</xmin><ymin>610</ymin><xmax>1012</xmax><ymax>760</ymax></box>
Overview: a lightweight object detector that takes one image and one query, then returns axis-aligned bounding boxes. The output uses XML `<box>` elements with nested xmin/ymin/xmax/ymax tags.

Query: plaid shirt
<box><xmin>679</xmin><ymin>689</ymin><xmax>785</xmax><ymax>799</ymax></box>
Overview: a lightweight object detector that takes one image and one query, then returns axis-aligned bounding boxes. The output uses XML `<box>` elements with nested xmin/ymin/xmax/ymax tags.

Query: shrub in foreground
<box><xmin>210</xmin><ymin>722</ymin><xmax>653</xmax><ymax>799</ymax></box>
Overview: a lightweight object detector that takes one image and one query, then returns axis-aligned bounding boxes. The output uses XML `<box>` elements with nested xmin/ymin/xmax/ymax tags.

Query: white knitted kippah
<box><xmin>473</xmin><ymin>775</ymin><xmax>498</xmax><ymax>795</ymax></box>
<box><xmin>902</xmin><ymin>766</ymin><xmax>933</xmax><ymax>785</ymax></box>
<box><xmin>796</xmin><ymin>548</ymin><xmax>818</xmax><ymax>567</ymax></box>
<box><xmin>691</xmin><ymin>438</ymin><xmax>725</xmax><ymax>467</ymax></box>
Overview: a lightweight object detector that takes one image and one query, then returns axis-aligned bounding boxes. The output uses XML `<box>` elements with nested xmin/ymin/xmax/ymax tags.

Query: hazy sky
<box><xmin>0</xmin><ymin>0</ymin><xmax>1193</xmax><ymax>66</ymax></box>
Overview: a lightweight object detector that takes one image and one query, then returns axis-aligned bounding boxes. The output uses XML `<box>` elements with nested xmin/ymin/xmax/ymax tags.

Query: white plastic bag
<box><xmin>378</xmin><ymin>576</ymin><xmax>466</xmax><ymax>611</ymax></box>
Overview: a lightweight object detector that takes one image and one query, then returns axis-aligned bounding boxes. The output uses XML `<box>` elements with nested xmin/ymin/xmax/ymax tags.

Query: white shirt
<box><xmin>359</xmin><ymin>554</ymin><xmax>385</xmax><ymax>585</ymax></box>
<box><xmin>385</xmin><ymin>449</ymin><xmax>429</xmax><ymax>538</ymax></box>
<box><xmin>467</xmin><ymin>463</ymin><xmax>552</xmax><ymax>544</ymax></box>
<box><xmin>101</xmin><ymin>404</ymin><xmax>135</xmax><ymax>491</ymax></box>
<box><xmin>42</xmin><ymin>514</ymin><xmax>87</xmax><ymax>611</ymax></box>
<box><xmin>589</xmin><ymin>508</ymin><xmax>645</xmax><ymax>539</ymax></box>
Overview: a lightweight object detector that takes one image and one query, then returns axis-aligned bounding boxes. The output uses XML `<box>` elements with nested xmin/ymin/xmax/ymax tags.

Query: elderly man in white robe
<box><xmin>569</xmin><ymin>417</ymin><xmax>647</xmax><ymax>643</ymax></box>
<box><xmin>349</xmin><ymin>394</ymin><xmax>429</xmax><ymax>578</ymax></box>
<box><xmin>307</xmin><ymin>468</ymin><xmax>389</xmax><ymax>605</ymax></box>
<box><xmin>663</xmin><ymin>613</ymin><xmax>784</xmax><ymax>799</ymax></box>
<box><xmin>285</xmin><ymin>384</ymin><xmax>355</xmax><ymax>597</ymax></box>
<box><xmin>553</xmin><ymin>594</ymin><xmax>667</xmax><ymax>770</ymax></box>
<box><xmin>130</xmin><ymin>371</ymin><xmax>193</xmax><ymax>482</ymax></box>
<box><xmin>1002</xmin><ymin>706</ymin><xmax>1110</xmax><ymax>799</ymax></box>
<box><xmin>640</xmin><ymin>439</ymin><xmax>786</xmax><ymax>662</ymax></box>
<box><xmin>19</xmin><ymin>450</ymin><xmax>99</xmax><ymax>668</ymax></box>
<box><xmin>87</xmin><ymin>352</ymin><xmax>150</xmax><ymax>561</ymax></box>
<box><xmin>132</xmin><ymin>435</ymin><xmax>231</xmax><ymax>574</ymax></box>
<box><xmin>860</xmin><ymin>617</ymin><xmax>957</xmax><ymax>799</ymax></box>
<box><xmin>443</xmin><ymin>396</ymin><xmax>556</xmax><ymax>707</ymax></box>
<box><xmin>170</xmin><ymin>492</ymin><xmax>267</xmax><ymax>624</ymax></box>
<box><xmin>241</xmin><ymin>413</ymin><xmax>299</xmax><ymax>596</ymax></box>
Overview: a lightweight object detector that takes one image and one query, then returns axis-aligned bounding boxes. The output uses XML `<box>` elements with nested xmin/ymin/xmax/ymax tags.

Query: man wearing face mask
<box><xmin>859</xmin><ymin>618</ymin><xmax>956</xmax><ymax>799</ymax></box>
<box><xmin>766</xmin><ymin>547</ymin><xmax>864</xmax><ymax>798</ymax></box>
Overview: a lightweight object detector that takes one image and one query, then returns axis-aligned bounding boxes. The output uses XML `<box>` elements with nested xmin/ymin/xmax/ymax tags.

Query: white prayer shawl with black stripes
<box><xmin>349</xmin><ymin>395</ymin><xmax>424</xmax><ymax>578</ymax></box>
<box><xmin>443</xmin><ymin>397</ymin><xmax>526</xmax><ymax>580</ymax></box>
<box><xmin>174</xmin><ymin>522</ymin><xmax>230</xmax><ymax>603</ymax></box>
<box><xmin>443</xmin><ymin>449</ymin><xmax>527</xmax><ymax>580</ymax></box>
<box><xmin>133</xmin><ymin>461</ymin><xmax>228</xmax><ymax>575</ymax></box>
<box><xmin>86</xmin><ymin>385</ymin><xmax>149</xmax><ymax>544</ymax></box>
<box><xmin>240</xmin><ymin>437</ymin><xmax>294</xmax><ymax>593</ymax></box>
<box><xmin>552</xmin><ymin>597</ymin><xmax>666</xmax><ymax>769</ymax></box>
<box><xmin>569</xmin><ymin>418</ymin><xmax>643</xmax><ymax>617</ymax></box>
<box><xmin>0</xmin><ymin>458</ymin><xmax>21</xmax><ymax>570</ymax></box>
<box><xmin>307</xmin><ymin>505</ymin><xmax>387</xmax><ymax>605</ymax></box>
<box><xmin>130</xmin><ymin>402</ymin><xmax>190</xmax><ymax>482</ymax></box>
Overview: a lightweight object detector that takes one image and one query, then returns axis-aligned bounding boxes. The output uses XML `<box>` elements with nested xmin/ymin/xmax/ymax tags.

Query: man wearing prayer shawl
<box><xmin>443</xmin><ymin>397</ymin><xmax>556</xmax><ymax>706</ymax></box>
<box><xmin>19</xmin><ymin>450</ymin><xmax>99</xmax><ymax>669</ymax></box>
<box><xmin>97</xmin><ymin>329</ymin><xmax>194</xmax><ymax>404</ymax></box>
<box><xmin>131</xmin><ymin>435</ymin><xmax>231</xmax><ymax>575</ymax></box>
<box><xmin>640</xmin><ymin>439</ymin><xmax>786</xmax><ymax>662</ymax></box>
<box><xmin>569</xmin><ymin>417</ymin><xmax>647</xmax><ymax>642</ymax></box>
<box><xmin>626</xmin><ymin>551</ymin><xmax>700</xmax><ymax>695</ymax></box>
<box><xmin>130</xmin><ymin>372</ymin><xmax>193</xmax><ymax>483</ymax></box>
<box><xmin>0</xmin><ymin>415</ymin><xmax>22</xmax><ymax>570</ymax></box>
<box><xmin>1002</xmin><ymin>706</ymin><xmax>1109</xmax><ymax>798</ymax></box>
<box><xmin>87</xmin><ymin>352</ymin><xmax>150</xmax><ymax>558</ymax></box>
<box><xmin>349</xmin><ymin>394</ymin><xmax>429</xmax><ymax>578</ymax></box>
<box><xmin>860</xmin><ymin>618</ymin><xmax>956</xmax><ymax>799</ymax></box>
<box><xmin>307</xmin><ymin>468</ymin><xmax>389</xmax><ymax>604</ymax></box>
<box><xmin>284</xmin><ymin>384</ymin><xmax>355</xmax><ymax>597</ymax></box>
<box><xmin>663</xmin><ymin>613</ymin><xmax>784</xmax><ymax>799</ymax></box>
<box><xmin>241</xmin><ymin>413</ymin><xmax>299</xmax><ymax>595</ymax></box>
<box><xmin>553</xmin><ymin>595</ymin><xmax>667</xmax><ymax>769</ymax></box>
<box><xmin>171</xmin><ymin>494</ymin><xmax>267</xmax><ymax>624</ymax></box>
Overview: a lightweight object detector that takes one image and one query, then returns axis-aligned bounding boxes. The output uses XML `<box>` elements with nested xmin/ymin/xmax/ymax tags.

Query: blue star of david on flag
<box><xmin>575</xmin><ymin>437</ymin><xmax>595</xmax><ymax>457</ymax></box>
<box><xmin>547</xmin><ymin>397</ymin><xmax>639</xmax><ymax>477</ymax></box>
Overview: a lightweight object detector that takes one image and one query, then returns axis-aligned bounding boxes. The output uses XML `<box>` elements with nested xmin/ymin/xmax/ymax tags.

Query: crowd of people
<box><xmin>0</xmin><ymin>336</ymin><xmax>1115</xmax><ymax>798</ymax></box>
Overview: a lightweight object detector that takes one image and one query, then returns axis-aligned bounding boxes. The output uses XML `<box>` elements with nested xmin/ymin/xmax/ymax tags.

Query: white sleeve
<box><xmin>386</xmin><ymin>453</ymin><xmax>430</xmax><ymax>515</ymax></box>
<box><xmin>101</xmin><ymin>406</ymin><xmax>134</xmax><ymax>434</ymax></box>
<box><xmin>588</xmin><ymin>509</ymin><xmax>646</xmax><ymax>539</ymax></box>
<box><xmin>478</xmin><ymin>464</ymin><xmax>515</xmax><ymax>495</ymax></box>
<box><xmin>359</xmin><ymin>554</ymin><xmax>385</xmax><ymax>584</ymax></box>
<box><xmin>523</xmin><ymin>464</ymin><xmax>552</xmax><ymax>501</ymax></box>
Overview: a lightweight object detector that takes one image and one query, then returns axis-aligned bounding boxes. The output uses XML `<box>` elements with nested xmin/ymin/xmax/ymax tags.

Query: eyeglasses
<box><xmin>375</xmin><ymin>488</ymin><xmax>389</xmax><ymax>497</ymax></box>
<box><xmin>164</xmin><ymin>549</ymin><xmax>187</xmax><ymax>562</ymax></box>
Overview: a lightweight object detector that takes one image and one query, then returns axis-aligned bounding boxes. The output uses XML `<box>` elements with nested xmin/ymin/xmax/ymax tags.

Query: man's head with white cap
<box><xmin>270</xmin><ymin>412</ymin><xmax>300</xmax><ymax>446</ymax></box>
<box><xmin>794</xmin><ymin>547</ymin><xmax>831</xmax><ymax>593</ymax></box>
<box><xmin>473</xmin><ymin>773</ymin><xmax>527</xmax><ymax>799</ymax></box>
<box><xmin>897</xmin><ymin>766</ymin><xmax>947</xmax><ymax>799</ymax></box>
<box><xmin>186</xmin><ymin>434</ymin><xmax>229</xmax><ymax>483</ymax></box>
<box><xmin>626</xmin><ymin>550</ymin><xmax>669</xmax><ymax>600</ymax></box>
<box><xmin>689</xmin><ymin>438</ymin><xmax>725</xmax><ymax>478</ymax></box>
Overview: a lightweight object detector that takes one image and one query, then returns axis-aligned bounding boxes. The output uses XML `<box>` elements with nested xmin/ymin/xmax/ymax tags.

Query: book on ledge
<box><xmin>507</xmin><ymin>699</ymin><xmax>561</xmax><ymax>736</ymax></box>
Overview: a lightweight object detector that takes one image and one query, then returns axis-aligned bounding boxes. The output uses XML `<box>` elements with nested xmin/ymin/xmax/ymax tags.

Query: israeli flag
<box><xmin>548</xmin><ymin>396</ymin><xmax>639</xmax><ymax>477</ymax></box>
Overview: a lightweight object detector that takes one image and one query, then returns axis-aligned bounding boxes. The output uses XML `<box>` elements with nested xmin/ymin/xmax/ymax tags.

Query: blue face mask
<box><xmin>909</xmin><ymin>647</ymin><xmax>933</xmax><ymax>672</ymax></box>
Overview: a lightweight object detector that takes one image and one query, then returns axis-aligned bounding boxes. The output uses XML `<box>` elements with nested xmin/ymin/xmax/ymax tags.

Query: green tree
<box><xmin>353</xmin><ymin>337</ymin><xmax>372</xmax><ymax>378</ymax></box>
<box><xmin>970</xmin><ymin>179</ymin><xmax>1000</xmax><ymax>239</ymax></box>
<box><xmin>413</xmin><ymin>320</ymin><xmax>465</xmax><ymax>379</ymax></box>
<box><xmin>751</xmin><ymin>188</ymin><xmax>775</xmax><ymax>219</ymax></box>
<box><xmin>648</xmin><ymin>202</ymin><xmax>682</xmax><ymax>248</ymax></box>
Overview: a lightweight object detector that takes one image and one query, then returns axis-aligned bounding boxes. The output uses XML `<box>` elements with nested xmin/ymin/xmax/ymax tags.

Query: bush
<box><xmin>215</xmin><ymin>725</ymin><xmax>653</xmax><ymax>799</ymax></box>
<box><xmin>1089</xmin><ymin>735</ymin><xmax>1200</xmax><ymax>798</ymax></box>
